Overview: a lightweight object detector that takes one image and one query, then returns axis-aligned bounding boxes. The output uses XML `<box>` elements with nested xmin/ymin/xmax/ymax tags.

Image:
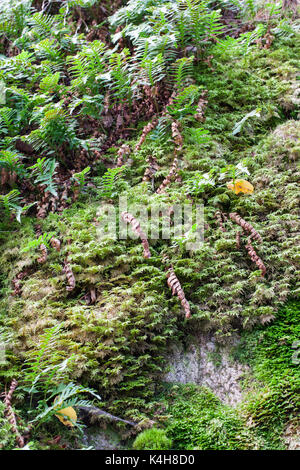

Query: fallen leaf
<box><xmin>54</xmin><ymin>398</ymin><xmax>77</xmax><ymax>427</ymax></box>
<box><xmin>227</xmin><ymin>179</ymin><xmax>254</xmax><ymax>194</ymax></box>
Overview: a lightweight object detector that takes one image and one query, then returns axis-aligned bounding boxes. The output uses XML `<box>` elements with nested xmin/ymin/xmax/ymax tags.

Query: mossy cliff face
<box><xmin>0</xmin><ymin>33</ymin><xmax>299</xmax><ymax>443</ymax></box>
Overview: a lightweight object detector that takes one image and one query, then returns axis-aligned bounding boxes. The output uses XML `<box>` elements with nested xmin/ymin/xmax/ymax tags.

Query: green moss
<box><xmin>234</xmin><ymin>300</ymin><xmax>300</xmax><ymax>442</ymax></box>
<box><xmin>164</xmin><ymin>384</ymin><xmax>265</xmax><ymax>450</ymax></box>
<box><xmin>133</xmin><ymin>428</ymin><xmax>172</xmax><ymax>450</ymax></box>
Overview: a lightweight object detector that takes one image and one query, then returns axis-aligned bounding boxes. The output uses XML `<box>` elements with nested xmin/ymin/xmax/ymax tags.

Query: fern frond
<box><xmin>169</xmin><ymin>56</ymin><xmax>194</xmax><ymax>90</ymax></box>
<box><xmin>29</xmin><ymin>157</ymin><xmax>58</xmax><ymax>196</ymax></box>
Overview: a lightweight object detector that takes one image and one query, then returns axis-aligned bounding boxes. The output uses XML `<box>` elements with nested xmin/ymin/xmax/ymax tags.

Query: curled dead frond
<box><xmin>135</xmin><ymin>118</ymin><xmax>158</xmax><ymax>152</ymax></box>
<box><xmin>37</xmin><ymin>244</ymin><xmax>48</xmax><ymax>264</ymax></box>
<box><xmin>12</xmin><ymin>277</ymin><xmax>22</xmax><ymax>296</ymax></box>
<box><xmin>245</xmin><ymin>237</ymin><xmax>266</xmax><ymax>276</ymax></box>
<box><xmin>50</xmin><ymin>237</ymin><xmax>61</xmax><ymax>251</ymax></box>
<box><xmin>121</xmin><ymin>211</ymin><xmax>151</xmax><ymax>258</ymax></box>
<box><xmin>63</xmin><ymin>259</ymin><xmax>76</xmax><ymax>291</ymax></box>
<box><xmin>236</xmin><ymin>230</ymin><xmax>243</xmax><ymax>249</ymax></box>
<box><xmin>215</xmin><ymin>210</ymin><xmax>226</xmax><ymax>232</ymax></box>
<box><xmin>194</xmin><ymin>90</ymin><xmax>208</xmax><ymax>122</ymax></box>
<box><xmin>166</xmin><ymin>267</ymin><xmax>191</xmax><ymax>319</ymax></box>
<box><xmin>156</xmin><ymin>157</ymin><xmax>178</xmax><ymax>194</ymax></box>
<box><xmin>229</xmin><ymin>212</ymin><xmax>262</xmax><ymax>243</ymax></box>
<box><xmin>171</xmin><ymin>121</ymin><xmax>183</xmax><ymax>155</ymax></box>
<box><xmin>1</xmin><ymin>168</ymin><xmax>17</xmax><ymax>186</ymax></box>
<box><xmin>11</xmin><ymin>269</ymin><xmax>29</xmax><ymax>296</ymax></box>
<box><xmin>117</xmin><ymin>144</ymin><xmax>131</xmax><ymax>166</ymax></box>
<box><xmin>4</xmin><ymin>380</ymin><xmax>25</xmax><ymax>448</ymax></box>
<box><xmin>36</xmin><ymin>191</ymin><xmax>56</xmax><ymax>218</ymax></box>
<box><xmin>142</xmin><ymin>155</ymin><xmax>159</xmax><ymax>182</ymax></box>
<box><xmin>84</xmin><ymin>288</ymin><xmax>97</xmax><ymax>305</ymax></box>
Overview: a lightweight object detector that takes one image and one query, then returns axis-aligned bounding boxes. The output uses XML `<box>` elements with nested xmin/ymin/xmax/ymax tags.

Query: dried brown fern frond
<box><xmin>236</xmin><ymin>230</ymin><xmax>243</xmax><ymax>249</ymax></box>
<box><xmin>171</xmin><ymin>121</ymin><xmax>183</xmax><ymax>154</ymax></box>
<box><xmin>11</xmin><ymin>269</ymin><xmax>30</xmax><ymax>296</ymax></box>
<box><xmin>121</xmin><ymin>211</ymin><xmax>151</xmax><ymax>258</ymax></box>
<box><xmin>1</xmin><ymin>168</ymin><xmax>17</xmax><ymax>186</ymax></box>
<box><xmin>37</xmin><ymin>244</ymin><xmax>48</xmax><ymax>264</ymax></box>
<box><xmin>117</xmin><ymin>144</ymin><xmax>131</xmax><ymax>167</ymax></box>
<box><xmin>135</xmin><ymin>118</ymin><xmax>159</xmax><ymax>152</ymax></box>
<box><xmin>229</xmin><ymin>212</ymin><xmax>262</xmax><ymax>243</ymax></box>
<box><xmin>156</xmin><ymin>157</ymin><xmax>178</xmax><ymax>194</ymax></box>
<box><xmin>166</xmin><ymin>267</ymin><xmax>191</xmax><ymax>319</ymax></box>
<box><xmin>142</xmin><ymin>156</ymin><xmax>159</xmax><ymax>182</ymax></box>
<box><xmin>215</xmin><ymin>210</ymin><xmax>226</xmax><ymax>232</ymax></box>
<box><xmin>4</xmin><ymin>380</ymin><xmax>25</xmax><ymax>448</ymax></box>
<box><xmin>194</xmin><ymin>90</ymin><xmax>208</xmax><ymax>122</ymax></box>
<box><xmin>245</xmin><ymin>237</ymin><xmax>266</xmax><ymax>276</ymax></box>
<box><xmin>63</xmin><ymin>259</ymin><xmax>76</xmax><ymax>291</ymax></box>
<box><xmin>50</xmin><ymin>237</ymin><xmax>61</xmax><ymax>251</ymax></box>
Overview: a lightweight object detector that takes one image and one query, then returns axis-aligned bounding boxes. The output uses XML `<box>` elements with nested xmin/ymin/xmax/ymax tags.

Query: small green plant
<box><xmin>133</xmin><ymin>428</ymin><xmax>172</xmax><ymax>450</ymax></box>
<box><xmin>0</xmin><ymin>149</ymin><xmax>26</xmax><ymax>176</ymax></box>
<box><xmin>0</xmin><ymin>189</ymin><xmax>34</xmax><ymax>222</ymax></box>
<box><xmin>167</xmin><ymin>85</ymin><xmax>200</xmax><ymax>120</ymax></box>
<box><xmin>28</xmin><ymin>158</ymin><xmax>58</xmax><ymax>196</ymax></box>
<box><xmin>39</xmin><ymin>72</ymin><xmax>60</xmax><ymax>93</ymax></box>
<box><xmin>98</xmin><ymin>165</ymin><xmax>126</xmax><ymax>199</ymax></box>
<box><xmin>187</xmin><ymin>127</ymin><xmax>211</xmax><ymax>147</ymax></box>
<box><xmin>232</xmin><ymin>108</ymin><xmax>261</xmax><ymax>135</ymax></box>
<box><xmin>71</xmin><ymin>166</ymin><xmax>91</xmax><ymax>190</ymax></box>
<box><xmin>22</xmin><ymin>325</ymin><xmax>101</xmax><ymax>428</ymax></box>
<box><xmin>21</xmin><ymin>232</ymin><xmax>56</xmax><ymax>253</ymax></box>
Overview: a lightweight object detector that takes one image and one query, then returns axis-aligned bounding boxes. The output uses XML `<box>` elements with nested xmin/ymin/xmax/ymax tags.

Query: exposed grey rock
<box><xmin>82</xmin><ymin>425</ymin><xmax>125</xmax><ymax>450</ymax></box>
<box><xmin>164</xmin><ymin>333</ymin><xmax>248</xmax><ymax>407</ymax></box>
<box><xmin>283</xmin><ymin>421</ymin><xmax>300</xmax><ymax>450</ymax></box>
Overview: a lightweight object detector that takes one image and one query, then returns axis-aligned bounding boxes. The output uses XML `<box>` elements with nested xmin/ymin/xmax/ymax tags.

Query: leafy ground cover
<box><xmin>0</xmin><ymin>0</ymin><xmax>299</xmax><ymax>450</ymax></box>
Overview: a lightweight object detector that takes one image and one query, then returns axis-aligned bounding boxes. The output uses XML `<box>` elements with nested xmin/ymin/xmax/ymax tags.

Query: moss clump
<box><xmin>163</xmin><ymin>384</ymin><xmax>264</xmax><ymax>450</ymax></box>
<box><xmin>133</xmin><ymin>428</ymin><xmax>172</xmax><ymax>450</ymax></box>
<box><xmin>234</xmin><ymin>300</ymin><xmax>300</xmax><ymax>444</ymax></box>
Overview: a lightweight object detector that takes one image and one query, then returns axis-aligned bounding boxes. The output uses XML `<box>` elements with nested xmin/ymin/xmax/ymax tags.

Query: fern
<box><xmin>21</xmin><ymin>232</ymin><xmax>56</xmax><ymax>253</ymax></box>
<box><xmin>0</xmin><ymin>149</ymin><xmax>26</xmax><ymax>175</ymax></box>
<box><xmin>33</xmin><ymin>38</ymin><xmax>63</xmax><ymax>62</ymax></box>
<box><xmin>0</xmin><ymin>107</ymin><xmax>19</xmax><ymax>136</ymax></box>
<box><xmin>71</xmin><ymin>166</ymin><xmax>91</xmax><ymax>189</ymax></box>
<box><xmin>140</xmin><ymin>53</ymin><xmax>166</xmax><ymax>87</ymax></box>
<box><xmin>98</xmin><ymin>166</ymin><xmax>126</xmax><ymax>199</ymax></box>
<box><xmin>22</xmin><ymin>325</ymin><xmax>101</xmax><ymax>426</ymax></box>
<box><xmin>29</xmin><ymin>12</ymin><xmax>56</xmax><ymax>38</ymax></box>
<box><xmin>244</xmin><ymin>0</ymin><xmax>257</xmax><ymax>18</ymax></box>
<box><xmin>169</xmin><ymin>56</ymin><xmax>194</xmax><ymax>90</ymax></box>
<box><xmin>39</xmin><ymin>72</ymin><xmax>60</xmax><ymax>93</ymax></box>
<box><xmin>167</xmin><ymin>84</ymin><xmax>200</xmax><ymax>119</ymax></box>
<box><xmin>0</xmin><ymin>0</ymin><xmax>32</xmax><ymax>39</ymax></box>
<box><xmin>187</xmin><ymin>127</ymin><xmax>211</xmax><ymax>146</ymax></box>
<box><xmin>29</xmin><ymin>157</ymin><xmax>58</xmax><ymax>196</ymax></box>
<box><xmin>27</xmin><ymin>106</ymin><xmax>80</xmax><ymax>154</ymax></box>
<box><xmin>0</xmin><ymin>189</ymin><xmax>34</xmax><ymax>222</ymax></box>
<box><xmin>67</xmin><ymin>40</ymin><xmax>107</xmax><ymax>94</ymax></box>
<box><xmin>149</xmin><ymin>116</ymin><xmax>171</xmax><ymax>142</ymax></box>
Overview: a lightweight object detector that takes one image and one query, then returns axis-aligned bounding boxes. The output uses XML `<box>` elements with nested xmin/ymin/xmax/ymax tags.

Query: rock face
<box><xmin>82</xmin><ymin>425</ymin><xmax>125</xmax><ymax>450</ymax></box>
<box><xmin>283</xmin><ymin>421</ymin><xmax>300</xmax><ymax>450</ymax></box>
<box><xmin>164</xmin><ymin>333</ymin><xmax>248</xmax><ymax>407</ymax></box>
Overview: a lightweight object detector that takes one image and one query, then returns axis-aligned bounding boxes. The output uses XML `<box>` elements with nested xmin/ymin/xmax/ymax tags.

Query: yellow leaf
<box><xmin>227</xmin><ymin>179</ymin><xmax>254</xmax><ymax>194</ymax></box>
<box><xmin>54</xmin><ymin>398</ymin><xmax>77</xmax><ymax>427</ymax></box>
